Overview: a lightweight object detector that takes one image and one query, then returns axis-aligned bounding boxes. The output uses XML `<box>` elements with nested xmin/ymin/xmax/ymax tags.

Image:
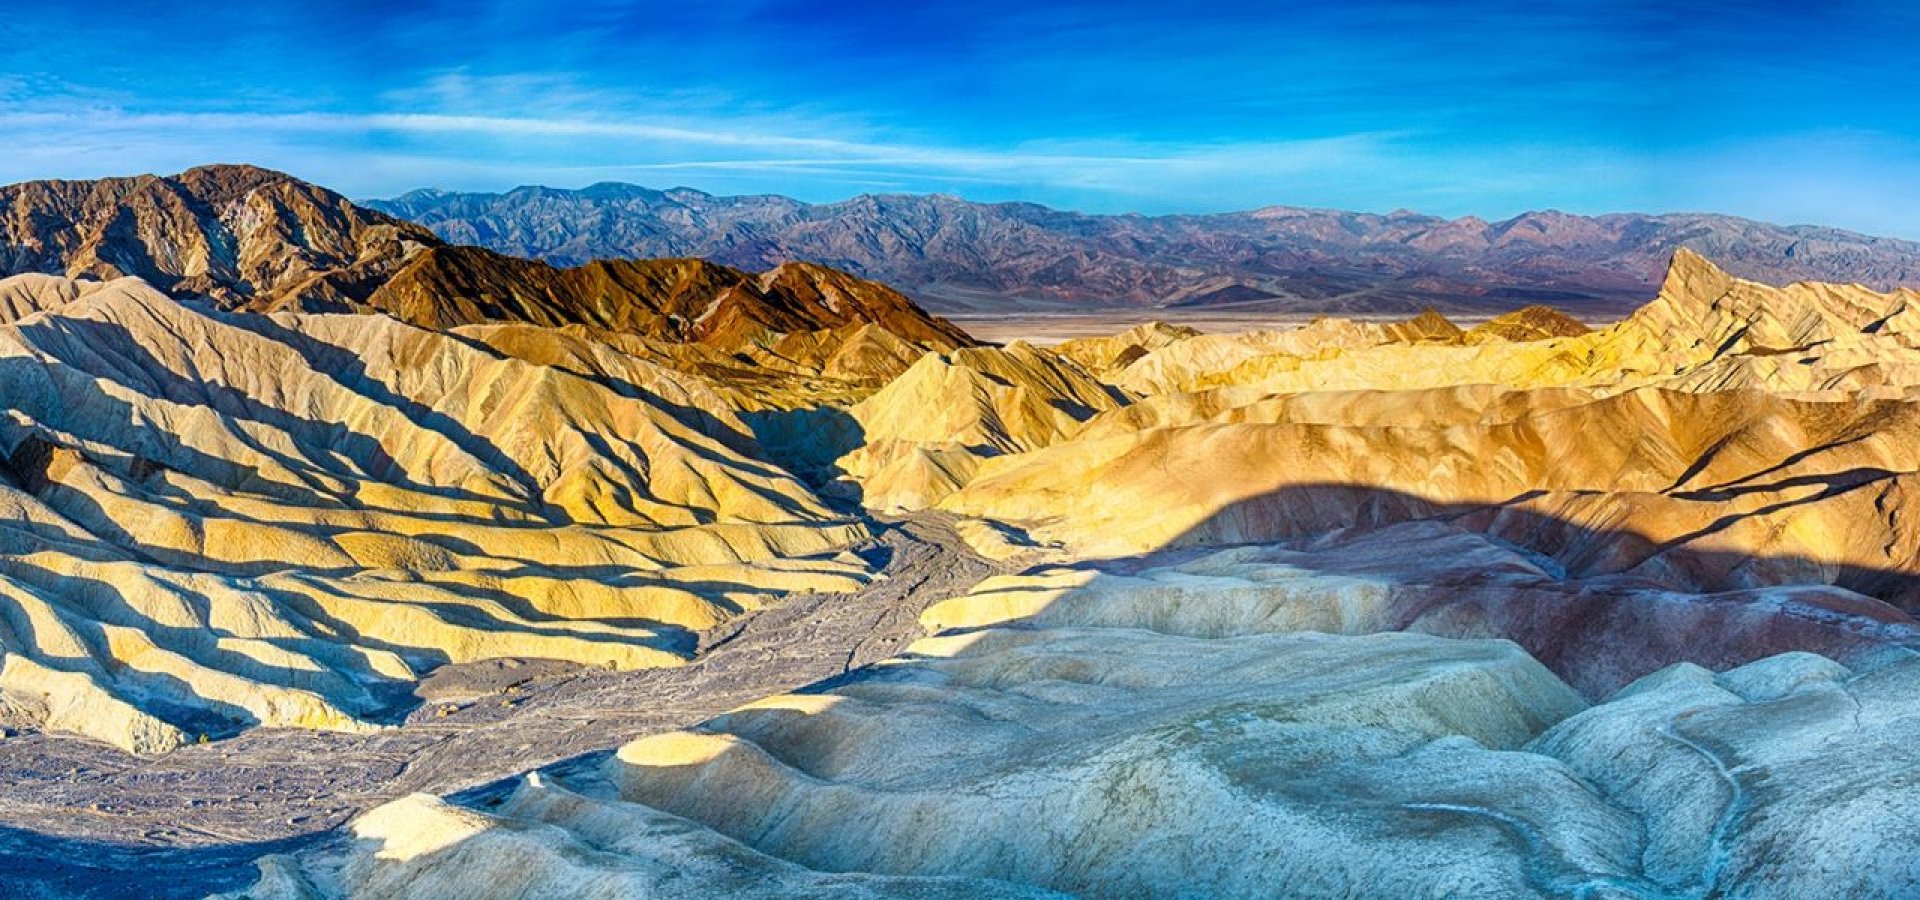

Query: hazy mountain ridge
<box><xmin>370</xmin><ymin>184</ymin><xmax>1920</xmax><ymax>317</ymax></box>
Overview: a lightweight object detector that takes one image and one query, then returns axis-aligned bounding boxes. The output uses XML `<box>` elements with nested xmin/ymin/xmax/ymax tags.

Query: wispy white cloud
<box><xmin>1</xmin><ymin>3</ymin><xmax>1914</xmax><ymax>238</ymax></box>
<box><xmin>2</xmin><ymin>89</ymin><xmax>1908</xmax><ymax>239</ymax></box>
<box><xmin>0</xmin><ymin>107</ymin><xmax>1379</xmax><ymax>167</ymax></box>
<box><xmin>0</xmin><ymin>104</ymin><xmax>1419</xmax><ymax>204</ymax></box>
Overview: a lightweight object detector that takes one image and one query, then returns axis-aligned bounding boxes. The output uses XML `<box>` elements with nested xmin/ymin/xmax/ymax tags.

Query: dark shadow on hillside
<box><xmin>738</xmin><ymin>405</ymin><xmax>867</xmax><ymax>506</ymax></box>
<box><xmin>964</xmin><ymin>479</ymin><xmax>1920</xmax><ymax>698</ymax></box>
<box><xmin>0</xmin><ymin>825</ymin><xmax>322</xmax><ymax>900</ymax></box>
<box><xmin>9</xmin><ymin>317</ymin><xmax>552</xmax><ymax>517</ymax></box>
<box><xmin>61</xmin><ymin>474</ymin><xmax>1920</xmax><ymax>895</ymax></box>
<box><xmin>363</xmin><ymin>481</ymin><xmax>1920</xmax><ymax>898</ymax></box>
<box><xmin>429</xmin><ymin>329</ymin><xmax>777</xmax><ymax>462</ymax></box>
<box><xmin>16</xmin><ymin>289</ymin><xmax>1920</xmax><ymax>893</ymax></box>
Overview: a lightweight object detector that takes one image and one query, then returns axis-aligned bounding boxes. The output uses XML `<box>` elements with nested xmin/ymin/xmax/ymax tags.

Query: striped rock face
<box><xmin>0</xmin><ymin>275</ymin><xmax>876</xmax><ymax>753</ymax></box>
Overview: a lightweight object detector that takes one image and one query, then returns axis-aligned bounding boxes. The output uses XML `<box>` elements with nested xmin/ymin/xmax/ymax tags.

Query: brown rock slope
<box><xmin>0</xmin><ymin>164</ymin><xmax>434</xmax><ymax>310</ymax></box>
<box><xmin>1463</xmin><ymin>304</ymin><xmax>1591</xmax><ymax>342</ymax></box>
<box><xmin>366</xmin><ymin>249</ymin><xmax>973</xmax><ymax>351</ymax></box>
<box><xmin>0</xmin><ymin>166</ymin><xmax>975</xmax><ymax>360</ymax></box>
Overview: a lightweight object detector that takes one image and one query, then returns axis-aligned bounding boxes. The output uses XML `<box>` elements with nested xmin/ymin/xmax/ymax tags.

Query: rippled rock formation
<box><xmin>0</xmin><ymin>275</ymin><xmax>877</xmax><ymax>753</ymax></box>
<box><xmin>5</xmin><ymin>222</ymin><xmax>1919</xmax><ymax>899</ymax></box>
<box><xmin>240</xmin><ymin>553</ymin><xmax>1920</xmax><ymax>898</ymax></box>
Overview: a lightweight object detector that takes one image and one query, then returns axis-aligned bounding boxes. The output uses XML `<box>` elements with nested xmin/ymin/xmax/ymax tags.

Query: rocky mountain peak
<box><xmin>0</xmin><ymin>164</ymin><xmax>438</xmax><ymax>309</ymax></box>
<box><xmin>1386</xmin><ymin>307</ymin><xmax>1465</xmax><ymax>342</ymax></box>
<box><xmin>172</xmin><ymin>163</ymin><xmax>307</xmax><ymax>203</ymax></box>
<box><xmin>0</xmin><ymin>167</ymin><xmax>975</xmax><ymax>352</ymax></box>
<box><xmin>1465</xmin><ymin>305</ymin><xmax>1593</xmax><ymax>343</ymax></box>
<box><xmin>1658</xmin><ymin>247</ymin><xmax>1738</xmax><ymax>303</ymax></box>
<box><xmin>1610</xmin><ymin>248</ymin><xmax>1920</xmax><ymax>366</ymax></box>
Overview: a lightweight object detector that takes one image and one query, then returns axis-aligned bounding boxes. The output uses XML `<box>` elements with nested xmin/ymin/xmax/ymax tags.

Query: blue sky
<box><xmin>1</xmin><ymin>0</ymin><xmax>1917</xmax><ymax>236</ymax></box>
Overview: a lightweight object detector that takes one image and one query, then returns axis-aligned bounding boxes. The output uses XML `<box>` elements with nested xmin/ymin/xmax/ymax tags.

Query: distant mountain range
<box><xmin>370</xmin><ymin>184</ymin><xmax>1920</xmax><ymax>318</ymax></box>
<box><xmin>0</xmin><ymin>165</ymin><xmax>971</xmax><ymax>349</ymax></box>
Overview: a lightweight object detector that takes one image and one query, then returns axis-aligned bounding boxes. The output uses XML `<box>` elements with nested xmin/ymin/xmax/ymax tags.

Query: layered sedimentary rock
<box><xmin>0</xmin><ymin>273</ymin><xmax>107</xmax><ymax>323</ymax></box>
<box><xmin>930</xmin><ymin>254</ymin><xmax>1920</xmax><ymax>585</ymax></box>
<box><xmin>0</xmin><ymin>275</ymin><xmax>875</xmax><ymax>753</ymax></box>
<box><xmin>1051</xmin><ymin>321</ymin><xmax>1200</xmax><ymax>371</ymax></box>
<box><xmin>233</xmin><ymin>782</ymin><xmax>1056</xmax><ymax>899</ymax></box>
<box><xmin>32</xmin><ymin>242</ymin><xmax>1920</xmax><ymax>897</ymax></box>
<box><xmin>827</xmin><ymin>343</ymin><xmax>1126</xmax><ymax>509</ymax></box>
<box><xmin>938</xmin><ymin>385</ymin><xmax>1920</xmax><ymax>569</ymax></box>
<box><xmin>0</xmin><ymin>167</ymin><xmax>975</xmax><ymax>358</ymax></box>
<box><xmin>245</xmin><ymin>537</ymin><xmax>1920</xmax><ymax>898</ymax></box>
<box><xmin>1464</xmin><ymin>304</ymin><xmax>1592</xmax><ymax>343</ymax></box>
<box><xmin>1090</xmin><ymin>307</ymin><xmax>1490</xmax><ymax>395</ymax></box>
<box><xmin>0</xmin><ymin>173</ymin><xmax>983</xmax><ymax>754</ymax></box>
<box><xmin>923</xmin><ymin>521</ymin><xmax>1920</xmax><ymax>696</ymax></box>
<box><xmin>1103</xmin><ymin>249</ymin><xmax>1920</xmax><ymax>397</ymax></box>
<box><xmin>363</xmin><ymin>250</ymin><xmax>974</xmax><ymax>351</ymax></box>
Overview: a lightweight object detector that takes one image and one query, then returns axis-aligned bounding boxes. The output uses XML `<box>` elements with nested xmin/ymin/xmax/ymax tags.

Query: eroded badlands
<box><xmin>5</xmin><ymin>238</ymin><xmax>1920</xmax><ymax>898</ymax></box>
